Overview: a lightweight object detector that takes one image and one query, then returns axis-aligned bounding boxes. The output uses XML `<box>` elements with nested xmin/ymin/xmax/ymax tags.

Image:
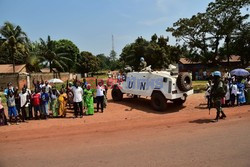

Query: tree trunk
<box><xmin>225</xmin><ymin>35</ymin><xmax>230</xmax><ymax>67</ymax></box>
<box><xmin>49</xmin><ymin>61</ymin><xmax>52</xmax><ymax>73</ymax></box>
<box><xmin>12</xmin><ymin>50</ymin><xmax>15</xmax><ymax>73</ymax></box>
<box><xmin>213</xmin><ymin>37</ymin><xmax>220</xmax><ymax>65</ymax></box>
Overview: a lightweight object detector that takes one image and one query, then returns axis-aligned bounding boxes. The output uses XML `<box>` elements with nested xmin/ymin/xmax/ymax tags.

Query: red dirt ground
<box><xmin>0</xmin><ymin>92</ymin><xmax>250</xmax><ymax>167</ymax></box>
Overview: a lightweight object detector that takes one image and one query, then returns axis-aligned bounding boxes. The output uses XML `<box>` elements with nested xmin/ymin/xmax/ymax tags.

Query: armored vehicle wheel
<box><xmin>177</xmin><ymin>72</ymin><xmax>192</xmax><ymax>92</ymax></box>
<box><xmin>151</xmin><ymin>92</ymin><xmax>167</xmax><ymax>111</ymax></box>
<box><xmin>112</xmin><ymin>87</ymin><xmax>123</xmax><ymax>101</ymax></box>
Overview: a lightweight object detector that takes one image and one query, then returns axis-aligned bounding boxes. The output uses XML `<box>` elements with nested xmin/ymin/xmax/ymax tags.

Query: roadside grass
<box><xmin>192</xmin><ymin>80</ymin><xmax>207</xmax><ymax>93</ymax></box>
<box><xmin>92</xmin><ymin>74</ymin><xmax>108</xmax><ymax>79</ymax></box>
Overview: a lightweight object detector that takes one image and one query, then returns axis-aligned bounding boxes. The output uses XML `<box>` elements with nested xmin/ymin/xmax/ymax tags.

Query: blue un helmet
<box><xmin>140</xmin><ymin>57</ymin><xmax>144</xmax><ymax>62</ymax></box>
<box><xmin>213</xmin><ymin>71</ymin><xmax>221</xmax><ymax>77</ymax></box>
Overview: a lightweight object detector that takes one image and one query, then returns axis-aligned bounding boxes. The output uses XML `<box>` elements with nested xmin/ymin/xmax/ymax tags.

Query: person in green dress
<box><xmin>50</xmin><ymin>87</ymin><xmax>59</xmax><ymax>117</ymax></box>
<box><xmin>84</xmin><ymin>84</ymin><xmax>94</xmax><ymax>115</ymax></box>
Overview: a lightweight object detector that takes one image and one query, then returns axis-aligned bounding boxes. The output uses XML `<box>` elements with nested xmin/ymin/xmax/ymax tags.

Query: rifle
<box><xmin>208</xmin><ymin>95</ymin><xmax>212</xmax><ymax>115</ymax></box>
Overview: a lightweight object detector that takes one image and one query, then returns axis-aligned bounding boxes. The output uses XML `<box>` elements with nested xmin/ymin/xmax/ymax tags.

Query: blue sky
<box><xmin>0</xmin><ymin>0</ymin><xmax>212</xmax><ymax>56</ymax></box>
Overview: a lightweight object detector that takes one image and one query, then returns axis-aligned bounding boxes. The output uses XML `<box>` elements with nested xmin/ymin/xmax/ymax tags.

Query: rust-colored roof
<box><xmin>221</xmin><ymin>55</ymin><xmax>241</xmax><ymax>62</ymax></box>
<box><xmin>0</xmin><ymin>64</ymin><xmax>26</xmax><ymax>73</ymax></box>
<box><xmin>179</xmin><ymin>55</ymin><xmax>241</xmax><ymax>64</ymax></box>
<box><xmin>179</xmin><ymin>58</ymin><xmax>200</xmax><ymax>65</ymax></box>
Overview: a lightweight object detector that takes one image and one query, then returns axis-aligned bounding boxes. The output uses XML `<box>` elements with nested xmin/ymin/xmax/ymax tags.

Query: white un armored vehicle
<box><xmin>111</xmin><ymin>67</ymin><xmax>193</xmax><ymax>111</ymax></box>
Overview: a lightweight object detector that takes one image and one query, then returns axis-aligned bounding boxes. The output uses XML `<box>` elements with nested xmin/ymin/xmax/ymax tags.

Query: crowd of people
<box><xmin>0</xmin><ymin>79</ymin><xmax>108</xmax><ymax>126</ymax></box>
<box><xmin>205</xmin><ymin>74</ymin><xmax>250</xmax><ymax>109</ymax></box>
<box><xmin>204</xmin><ymin>71</ymin><xmax>250</xmax><ymax>122</ymax></box>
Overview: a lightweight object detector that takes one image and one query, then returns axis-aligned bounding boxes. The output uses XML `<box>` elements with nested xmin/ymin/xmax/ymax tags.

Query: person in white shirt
<box><xmin>72</xmin><ymin>81</ymin><xmax>83</xmax><ymax>118</ymax></box>
<box><xmin>19</xmin><ymin>87</ymin><xmax>30</xmax><ymax>121</ymax></box>
<box><xmin>107</xmin><ymin>71</ymin><xmax>112</xmax><ymax>78</ymax></box>
<box><xmin>43</xmin><ymin>81</ymin><xmax>51</xmax><ymax>93</ymax></box>
<box><xmin>203</xmin><ymin>70</ymin><xmax>207</xmax><ymax>80</ymax></box>
<box><xmin>224</xmin><ymin>80</ymin><xmax>231</xmax><ymax>106</ymax></box>
<box><xmin>205</xmin><ymin>80</ymin><xmax>212</xmax><ymax>108</ymax></box>
<box><xmin>231</xmin><ymin>81</ymin><xmax>238</xmax><ymax>106</ymax></box>
<box><xmin>96</xmin><ymin>81</ymin><xmax>105</xmax><ymax>112</ymax></box>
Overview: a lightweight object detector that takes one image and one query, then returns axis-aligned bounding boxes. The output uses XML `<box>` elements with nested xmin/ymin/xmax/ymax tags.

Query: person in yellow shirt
<box><xmin>58</xmin><ymin>89</ymin><xmax>67</xmax><ymax>117</ymax></box>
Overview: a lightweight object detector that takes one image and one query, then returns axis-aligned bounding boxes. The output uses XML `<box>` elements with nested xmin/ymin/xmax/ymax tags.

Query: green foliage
<box><xmin>54</xmin><ymin>39</ymin><xmax>80</xmax><ymax>72</ymax></box>
<box><xmin>120</xmin><ymin>35</ymin><xmax>182</xmax><ymax>71</ymax></box>
<box><xmin>109</xmin><ymin>50</ymin><xmax>117</xmax><ymax>61</ymax></box>
<box><xmin>96</xmin><ymin>54</ymin><xmax>110</xmax><ymax>70</ymax></box>
<box><xmin>76</xmin><ymin>51</ymin><xmax>100</xmax><ymax>74</ymax></box>
<box><xmin>167</xmin><ymin>0</ymin><xmax>250</xmax><ymax>66</ymax></box>
<box><xmin>26</xmin><ymin>42</ymin><xmax>45</xmax><ymax>72</ymax></box>
<box><xmin>0</xmin><ymin>21</ymin><xmax>29</xmax><ymax>71</ymax></box>
<box><xmin>108</xmin><ymin>50</ymin><xmax>122</xmax><ymax>70</ymax></box>
<box><xmin>229</xmin><ymin>23</ymin><xmax>250</xmax><ymax>65</ymax></box>
<box><xmin>38</xmin><ymin>36</ymin><xmax>72</xmax><ymax>72</ymax></box>
<box><xmin>192</xmin><ymin>80</ymin><xmax>207</xmax><ymax>93</ymax></box>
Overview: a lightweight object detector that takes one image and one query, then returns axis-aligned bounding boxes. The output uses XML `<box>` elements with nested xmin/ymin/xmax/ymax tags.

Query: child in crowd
<box><xmin>7</xmin><ymin>91</ymin><xmax>18</xmax><ymax>125</ymax></box>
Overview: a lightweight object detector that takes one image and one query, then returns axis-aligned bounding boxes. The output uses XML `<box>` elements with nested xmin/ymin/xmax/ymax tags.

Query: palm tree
<box><xmin>26</xmin><ymin>42</ymin><xmax>45</xmax><ymax>72</ymax></box>
<box><xmin>39</xmin><ymin>36</ymin><xmax>72</xmax><ymax>72</ymax></box>
<box><xmin>0</xmin><ymin>22</ymin><xmax>28</xmax><ymax>72</ymax></box>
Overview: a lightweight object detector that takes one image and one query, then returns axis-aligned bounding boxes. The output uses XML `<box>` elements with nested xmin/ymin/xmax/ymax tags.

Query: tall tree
<box><xmin>26</xmin><ymin>42</ymin><xmax>45</xmax><ymax>72</ymax></box>
<box><xmin>167</xmin><ymin>0</ymin><xmax>250</xmax><ymax>65</ymax></box>
<box><xmin>0</xmin><ymin>21</ymin><xmax>29</xmax><ymax>72</ymax></box>
<box><xmin>120</xmin><ymin>35</ymin><xmax>175</xmax><ymax>70</ymax></box>
<box><xmin>55</xmin><ymin>39</ymin><xmax>79</xmax><ymax>72</ymax></box>
<box><xmin>206</xmin><ymin>0</ymin><xmax>250</xmax><ymax>65</ymax></box>
<box><xmin>97</xmin><ymin>54</ymin><xmax>110</xmax><ymax>70</ymax></box>
<box><xmin>109</xmin><ymin>50</ymin><xmax>117</xmax><ymax>62</ymax></box>
<box><xmin>230</xmin><ymin>23</ymin><xmax>250</xmax><ymax>65</ymax></box>
<box><xmin>76</xmin><ymin>51</ymin><xmax>100</xmax><ymax>74</ymax></box>
<box><xmin>166</xmin><ymin>13</ymin><xmax>213</xmax><ymax>64</ymax></box>
<box><xmin>120</xmin><ymin>37</ymin><xmax>149</xmax><ymax>71</ymax></box>
<box><xmin>39</xmin><ymin>36</ymin><xmax>71</xmax><ymax>72</ymax></box>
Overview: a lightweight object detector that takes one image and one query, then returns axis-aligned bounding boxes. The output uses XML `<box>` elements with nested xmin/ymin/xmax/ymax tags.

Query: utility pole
<box><xmin>112</xmin><ymin>35</ymin><xmax>114</xmax><ymax>51</ymax></box>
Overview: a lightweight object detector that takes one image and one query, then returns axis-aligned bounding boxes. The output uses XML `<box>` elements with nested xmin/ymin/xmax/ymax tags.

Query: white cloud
<box><xmin>138</xmin><ymin>16</ymin><xmax>168</xmax><ymax>26</ymax></box>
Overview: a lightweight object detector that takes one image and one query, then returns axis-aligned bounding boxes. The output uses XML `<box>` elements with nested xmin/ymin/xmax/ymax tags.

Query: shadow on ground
<box><xmin>194</xmin><ymin>103</ymin><xmax>209</xmax><ymax>110</ymax></box>
<box><xmin>108</xmin><ymin>97</ymin><xmax>186</xmax><ymax>114</ymax></box>
<box><xmin>189</xmin><ymin>119</ymin><xmax>214</xmax><ymax>124</ymax></box>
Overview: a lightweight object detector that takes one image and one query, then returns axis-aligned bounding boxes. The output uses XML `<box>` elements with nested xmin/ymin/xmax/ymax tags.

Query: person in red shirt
<box><xmin>32</xmin><ymin>88</ymin><xmax>41</xmax><ymax>119</ymax></box>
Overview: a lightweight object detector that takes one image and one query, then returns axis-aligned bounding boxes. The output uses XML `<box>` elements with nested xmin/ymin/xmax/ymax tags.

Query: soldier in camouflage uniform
<box><xmin>210</xmin><ymin>71</ymin><xmax>227</xmax><ymax>122</ymax></box>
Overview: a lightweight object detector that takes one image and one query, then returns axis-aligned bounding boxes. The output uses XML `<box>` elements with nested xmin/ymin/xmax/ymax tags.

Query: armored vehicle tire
<box><xmin>151</xmin><ymin>92</ymin><xmax>167</xmax><ymax>111</ymax></box>
<box><xmin>177</xmin><ymin>72</ymin><xmax>192</xmax><ymax>92</ymax></box>
<box><xmin>173</xmin><ymin>98</ymin><xmax>186</xmax><ymax>105</ymax></box>
<box><xmin>112</xmin><ymin>88</ymin><xmax>123</xmax><ymax>101</ymax></box>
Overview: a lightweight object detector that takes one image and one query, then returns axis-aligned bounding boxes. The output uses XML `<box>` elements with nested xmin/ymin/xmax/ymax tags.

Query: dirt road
<box><xmin>0</xmin><ymin>93</ymin><xmax>250</xmax><ymax>167</ymax></box>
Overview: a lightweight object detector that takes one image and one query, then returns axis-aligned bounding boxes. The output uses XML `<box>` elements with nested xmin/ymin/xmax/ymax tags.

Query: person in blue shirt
<box><xmin>237</xmin><ymin>78</ymin><xmax>246</xmax><ymax>105</ymax></box>
<box><xmin>40</xmin><ymin>87</ymin><xmax>49</xmax><ymax>119</ymax></box>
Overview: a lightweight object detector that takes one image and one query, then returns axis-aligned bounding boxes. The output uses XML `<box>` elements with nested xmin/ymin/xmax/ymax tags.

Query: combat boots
<box><xmin>220</xmin><ymin>111</ymin><xmax>227</xmax><ymax>119</ymax></box>
<box><xmin>214</xmin><ymin>112</ymin><xmax>220</xmax><ymax>122</ymax></box>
